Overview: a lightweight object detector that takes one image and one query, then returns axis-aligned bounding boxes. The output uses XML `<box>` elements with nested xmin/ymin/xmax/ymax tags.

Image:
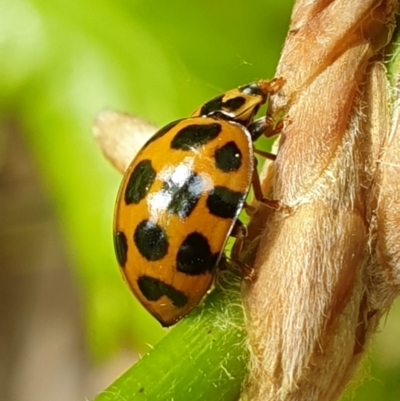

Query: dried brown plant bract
<box><xmin>371</xmin><ymin>66</ymin><xmax>400</xmax><ymax>306</ymax></box>
<box><xmin>242</xmin><ymin>1</ymin><xmax>398</xmax><ymax>401</ymax></box>
<box><xmin>93</xmin><ymin>110</ymin><xmax>157</xmax><ymax>174</ymax></box>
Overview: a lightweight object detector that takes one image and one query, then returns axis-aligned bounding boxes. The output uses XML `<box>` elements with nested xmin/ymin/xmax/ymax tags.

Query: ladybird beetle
<box><xmin>113</xmin><ymin>78</ymin><xmax>283</xmax><ymax>326</ymax></box>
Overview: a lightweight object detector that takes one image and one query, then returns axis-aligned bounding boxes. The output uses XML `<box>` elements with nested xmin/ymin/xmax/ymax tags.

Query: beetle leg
<box><xmin>230</xmin><ymin>218</ymin><xmax>247</xmax><ymax>240</ymax></box>
<box><xmin>243</xmin><ymin>202</ymin><xmax>257</xmax><ymax>215</ymax></box>
<box><xmin>229</xmin><ymin>219</ymin><xmax>254</xmax><ymax>278</ymax></box>
<box><xmin>251</xmin><ymin>169</ymin><xmax>281</xmax><ymax>210</ymax></box>
<box><xmin>253</xmin><ymin>147</ymin><xmax>276</xmax><ymax>161</ymax></box>
<box><xmin>248</xmin><ymin>116</ymin><xmax>285</xmax><ymax>141</ymax></box>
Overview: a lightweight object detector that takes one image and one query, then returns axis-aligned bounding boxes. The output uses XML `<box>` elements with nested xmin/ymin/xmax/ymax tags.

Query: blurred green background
<box><xmin>0</xmin><ymin>0</ymin><xmax>399</xmax><ymax>400</ymax></box>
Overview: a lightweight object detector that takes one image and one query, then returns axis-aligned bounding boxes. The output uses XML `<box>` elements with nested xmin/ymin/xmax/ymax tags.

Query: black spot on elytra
<box><xmin>171</xmin><ymin>123</ymin><xmax>221</xmax><ymax>150</ymax></box>
<box><xmin>124</xmin><ymin>159</ymin><xmax>156</xmax><ymax>205</ymax></box>
<box><xmin>214</xmin><ymin>141</ymin><xmax>242</xmax><ymax>172</ymax></box>
<box><xmin>143</xmin><ymin>119</ymin><xmax>182</xmax><ymax>148</ymax></box>
<box><xmin>134</xmin><ymin>220</ymin><xmax>169</xmax><ymax>261</ymax></box>
<box><xmin>176</xmin><ymin>232</ymin><xmax>218</xmax><ymax>275</ymax></box>
<box><xmin>206</xmin><ymin>186</ymin><xmax>245</xmax><ymax>219</ymax></box>
<box><xmin>114</xmin><ymin>231</ymin><xmax>128</xmax><ymax>267</ymax></box>
<box><xmin>162</xmin><ymin>173</ymin><xmax>203</xmax><ymax>220</ymax></box>
<box><xmin>137</xmin><ymin>275</ymin><xmax>188</xmax><ymax>308</ymax></box>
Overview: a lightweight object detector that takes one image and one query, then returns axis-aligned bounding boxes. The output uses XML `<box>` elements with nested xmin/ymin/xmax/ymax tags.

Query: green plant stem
<box><xmin>93</xmin><ymin>269</ymin><xmax>248</xmax><ymax>401</ymax></box>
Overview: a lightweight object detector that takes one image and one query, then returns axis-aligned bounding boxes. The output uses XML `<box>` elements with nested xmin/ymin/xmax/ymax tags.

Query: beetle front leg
<box><xmin>251</xmin><ymin>168</ymin><xmax>282</xmax><ymax>210</ymax></box>
<box><xmin>248</xmin><ymin>116</ymin><xmax>285</xmax><ymax>141</ymax></box>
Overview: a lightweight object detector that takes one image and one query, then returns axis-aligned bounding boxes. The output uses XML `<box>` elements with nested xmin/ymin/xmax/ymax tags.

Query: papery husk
<box><xmin>93</xmin><ymin>110</ymin><xmax>157</xmax><ymax>174</ymax></box>
<box><xmin>242</xmin><ymin>1</ymin><xmax>399</xmax><ymax>400</ymax></box>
